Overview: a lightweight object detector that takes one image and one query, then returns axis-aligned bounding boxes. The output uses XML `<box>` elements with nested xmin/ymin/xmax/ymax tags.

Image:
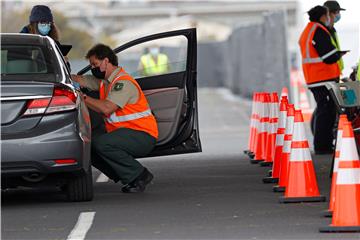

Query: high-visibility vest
<box><xmin>99</xmin><ymin>68</ymin><xmax>158</xmax><ymax>139</ymax></box>
<box><xmin>330</xmin><ymin>31</ymin><xmax>344</xmax><ymax>72</ymax></box>
<box><xmin>140</xmin><ymin>53</ymin><xmax>169</xmax><ymax>76</ymax></box>
<box><xmin>299</xmin><ymin>22</ymin><xmax>340</xmax><ymax>84</ymax></box>
<box><xmin>357</xmin><ymin>60</ymin><xmax>360</xmax><ymax>81</ymax></box>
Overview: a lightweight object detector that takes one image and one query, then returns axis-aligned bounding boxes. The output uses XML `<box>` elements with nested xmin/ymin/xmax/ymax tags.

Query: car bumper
<box><xmin>1</xmin><ymin>119</ymin><xmax>91</xmax><ymax>177</ymax></box>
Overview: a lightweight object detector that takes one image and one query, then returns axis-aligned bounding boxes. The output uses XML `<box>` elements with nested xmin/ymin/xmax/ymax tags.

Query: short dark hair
<box><xmin>86</xmin><ymin>43</ymin><xmax>118</xmax><ymax>66</ymax></box>
<box><xmin>308</xmin><ymin>5</ymin><xmax>328</xmax><ymax>22</ymax></box>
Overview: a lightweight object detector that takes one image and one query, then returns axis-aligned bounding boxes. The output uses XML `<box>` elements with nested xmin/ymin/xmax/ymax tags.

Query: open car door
<box><xmin>78</xmin><ymin>28</ymin><xmax>201</xmax><ymax>157</ymax></box>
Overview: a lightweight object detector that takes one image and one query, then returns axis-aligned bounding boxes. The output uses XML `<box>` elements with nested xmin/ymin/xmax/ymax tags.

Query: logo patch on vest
<box><xmin>113</xmin><ymin>82</ymin><xmax>124</xmax><ymax>91</ymax></box>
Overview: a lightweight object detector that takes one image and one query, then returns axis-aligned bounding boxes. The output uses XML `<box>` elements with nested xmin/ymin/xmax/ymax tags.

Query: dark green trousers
<box><xmin>91</xmin><ymin>128</ymin><xmax>156</xmax><ymax>184</ymax></box>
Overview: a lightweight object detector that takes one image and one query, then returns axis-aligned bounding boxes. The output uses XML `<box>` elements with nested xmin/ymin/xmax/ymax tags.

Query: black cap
<box><xmin>324</xmin><ymin>1</ymin><xmax>346</xmax><ymax>12</ymax></box>
<box><xmin>29</xmin><ymin>5</ymin><xmax>53</xmax><ymax>23</ymax></box>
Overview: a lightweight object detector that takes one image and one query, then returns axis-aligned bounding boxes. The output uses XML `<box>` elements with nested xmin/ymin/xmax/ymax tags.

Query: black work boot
<box><xmin>121</xmin><ymin>168</ymin><xmax>154</xmax><ymax>193</ymax></box>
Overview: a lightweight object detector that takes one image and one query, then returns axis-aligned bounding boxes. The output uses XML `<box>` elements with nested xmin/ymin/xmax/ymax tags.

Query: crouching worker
<box><xmin>72</xmin><ymin>44</ymin><xmax>158</xmax><ymax>193</ymax></box>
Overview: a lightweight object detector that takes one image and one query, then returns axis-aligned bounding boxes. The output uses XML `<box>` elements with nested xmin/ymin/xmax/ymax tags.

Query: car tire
<box><xmin>66</xmin><ymin>166</ymin><xmax>93</xmax><ymax>202</ymax></box>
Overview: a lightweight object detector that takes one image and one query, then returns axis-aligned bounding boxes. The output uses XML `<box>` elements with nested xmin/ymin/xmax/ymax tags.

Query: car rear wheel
<box><xmin>66</xmin><ymin>166</ymin><xmax>93</xmax><ymax>202</ymax></box>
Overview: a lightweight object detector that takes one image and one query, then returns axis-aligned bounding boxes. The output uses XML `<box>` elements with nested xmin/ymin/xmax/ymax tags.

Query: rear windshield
<box><xmin>1</xmin><ymin>45</ymin><xmax>58</xmax><ymax>82</ymax></box>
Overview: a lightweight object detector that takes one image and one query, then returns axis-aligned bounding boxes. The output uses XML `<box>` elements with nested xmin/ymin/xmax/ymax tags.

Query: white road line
<box><xmin>96</xmin><ymin>173</ymin><xmax>109</xmax><ymax>183</ymax></box>
<box><xmin>67</xmin><ymin>212</ymin><xmax>96</xmax><ymax>240</ymax></box>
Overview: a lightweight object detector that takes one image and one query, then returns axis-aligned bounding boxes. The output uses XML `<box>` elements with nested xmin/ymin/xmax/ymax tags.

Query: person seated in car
<box><xmin>71</xmin><ymin>43</ymin><xmax>157</xmax><ymax>193</ymax></box>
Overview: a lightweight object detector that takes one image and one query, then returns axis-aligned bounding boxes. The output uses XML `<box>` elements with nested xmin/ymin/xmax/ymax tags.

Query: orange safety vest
<box><xmin>299</xmin><ymin>22</ymin><xmax>340</xmax><ymax>84</ymax></box>
<box><xmin>99</xmin><ymin>68</ymin><xmax>158</xmax><ymax>139</ymax></box>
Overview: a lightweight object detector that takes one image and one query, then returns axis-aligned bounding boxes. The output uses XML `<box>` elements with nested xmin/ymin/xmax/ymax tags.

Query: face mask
<box><xmin>334</xmin><ymin>13</ymin><xmax>341</xmax><ymax>23</ymax></box>
<box><xmin>150</xmin><ymin>48</ymin><xmax>160</xmax><ymax>56</ymax></box>
<box><xmin>91</xmin><ymin>66</ymin><xmax>106</xmax><ymax>79</ymax></box>
<box><xmin>38</xmin><ymin>23</ymin><xmax>51</xmax><ymax>36</ymax></box>
<box><xmin>91</xmin><ymin>60</ymin><xmax>106</xmax><ymax>79</ymax></box>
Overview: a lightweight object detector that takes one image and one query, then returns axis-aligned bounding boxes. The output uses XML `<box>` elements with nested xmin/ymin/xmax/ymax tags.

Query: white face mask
<box><xmin>150</xmin><ymin>48</ymin><xmax>160</xmax><ymax>56</ymax></box>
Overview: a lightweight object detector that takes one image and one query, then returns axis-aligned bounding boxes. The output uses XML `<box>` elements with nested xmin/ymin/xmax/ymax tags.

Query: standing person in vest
<box><xmin>299</xmin><ymin>5</ymin><xmax>348</xmax><ymax>154</ymax></box>
<box><xmin>71</xmin><ymin>44</ymin><xmax>158</xmax><ymax>193</ymax></box>
<box><xmin>138</xmin><ymin>46</ymin><xmax>169</xmax><ymax>76</ymax></box>
<box><xmin>323</xmin><ymin>1</ymin><xmax>346</xmax><ymax>73</ymax></box>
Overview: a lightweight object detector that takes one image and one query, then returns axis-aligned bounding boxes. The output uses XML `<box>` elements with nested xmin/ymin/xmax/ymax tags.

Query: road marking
<box><xmin>67</xmin><ymin>212</ymin><xmax>96</xmax><ymax>240</ymax></box>
<box><xmin>96</xmin><ymin>173</ymin><xmax>109</xmax><ymax>183</ymax></box>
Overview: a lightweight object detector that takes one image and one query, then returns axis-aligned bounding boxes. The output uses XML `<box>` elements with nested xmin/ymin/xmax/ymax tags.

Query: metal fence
<box><xmin>197</xmin><ymin>10</ymin><xmax>290</xmax><ymax>99</ymax></box>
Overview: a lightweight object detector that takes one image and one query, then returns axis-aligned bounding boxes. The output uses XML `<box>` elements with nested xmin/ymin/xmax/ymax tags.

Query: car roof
<box><xmin>1</xmin><ymin>33</ymin><xmax>50</xmax><ymax>46</ymax></box>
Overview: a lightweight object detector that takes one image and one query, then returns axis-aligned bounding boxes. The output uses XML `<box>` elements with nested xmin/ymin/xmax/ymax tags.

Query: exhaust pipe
<box><xmin>22</xmin><ymin>173</ymin><xmax>46</xmax><ymax>182</ymax></box>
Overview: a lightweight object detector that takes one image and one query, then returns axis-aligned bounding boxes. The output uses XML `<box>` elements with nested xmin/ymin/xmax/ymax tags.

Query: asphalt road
<box><xmin>2</xmin><ymin>88</ymin><xmax>360</xmax><ymax>240</ymax></box>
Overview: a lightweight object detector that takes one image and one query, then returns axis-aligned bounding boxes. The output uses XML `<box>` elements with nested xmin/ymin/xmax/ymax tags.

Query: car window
<box><xmin>1</xmin><ymin>45</ymin><xmax>53</xmax><ymax>75</ymax></box>
<box><xmin>116</xmin><ymin>36</ymin><xmax>188</xmax><ymax>78</ymax></box>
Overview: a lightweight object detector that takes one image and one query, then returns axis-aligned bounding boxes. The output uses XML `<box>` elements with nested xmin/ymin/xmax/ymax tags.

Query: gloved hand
<box><xmin>72</xmin><ymin>81</ymin><xmax>81</xmax><ymax>90</ymax></box>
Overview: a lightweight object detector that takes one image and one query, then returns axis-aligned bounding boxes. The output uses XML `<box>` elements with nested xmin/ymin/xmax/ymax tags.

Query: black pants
<box><xmin>310</xmin><ymin>86</ymin><xmax>337</xmax><ymax>151</ymax></box>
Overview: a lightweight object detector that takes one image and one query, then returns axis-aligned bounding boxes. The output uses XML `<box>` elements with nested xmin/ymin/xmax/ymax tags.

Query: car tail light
<box><xmin>54</xmin><ymin>159</ymin><xmax>77</xmax><ymax>165</ymax></box>
<box><xmin>24</xmin><ymin>98</ymin><xmax>51</xmax><ymax>116</ymax></box>
<box><xmin>24</xmin><ymin>86</ymin><xmax>77</xmax><ymax>116</ymax></box>
<box><xmin>46</xmin><ymin>87</ymin><xmax>77</xmax><ymax>114</ymax></box>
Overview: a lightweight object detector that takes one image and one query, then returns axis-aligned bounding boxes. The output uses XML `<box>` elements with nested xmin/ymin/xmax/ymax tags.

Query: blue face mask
<box><xmin>38</xmin><ymin>23</ymin><xmax>51</xmax><ymax>36</ymax></box>
<box><xmin>334</xmin><ymin>13</ymin><xmax>341</xmax><ymax>23</ymax></box>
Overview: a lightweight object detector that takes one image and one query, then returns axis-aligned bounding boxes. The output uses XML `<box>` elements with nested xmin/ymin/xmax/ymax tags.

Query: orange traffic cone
<box><xmin>320</xmin><ymin>121</ymin><xmax>360</xmax><ymax>232</ymax></box>
<box><xmin>263</xmin><ymin>96</ymin><xmax>288</xmax><ymax>183</ymax></box>
<box><xmin>247</xmin><ymin>93</ymin><xmax>260</xmax><ymax>159</ymax></box>
<box><xmin>244</xmin><ymin>92</ymin><xmax>258</xmax><ymax>155</ymax></box>
<box><xmin>279</xmin><ymin>110</ymin><xmax>326</xmax><ymax>203</ymax></box>
<box><xmin>261</xmin><ymin>92</ymin><xmax>279</xmax><ymax>167</ymax></box>
<box><xmin>273</xmin><ymin>104</ymin><xmax>295</xmax><ymax>192</ymax></box>
<box><xmin>260</xmin><ymin>93</ymin><xmax>272</xmax><ymax>161</ymax></box>
<box><xmin>281</xmin><ymin>87</ymin><xmax>289</xmax><ymax>98</ymax></box>
<box><xmin>252</xmin><ymin>93</ymin><xmax>270</xmax><ymax>164</ymax></box>
<box><xmin>324</xmin><ymin>114</ymin><xmax>348</xmax><ymax>217</ymax></box>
